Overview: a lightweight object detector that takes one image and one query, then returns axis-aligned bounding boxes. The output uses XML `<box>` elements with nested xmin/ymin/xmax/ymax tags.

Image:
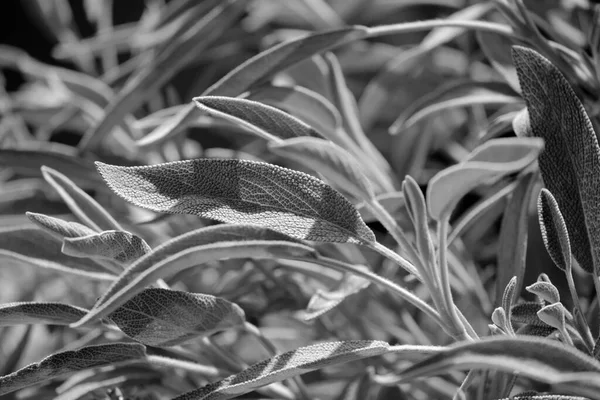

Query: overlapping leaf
<box><xmin>62</xmin><ymin>230</ymin><xmax>151</xmax><ymax>264</ymax></box>
<box><xmin>26</xmin><ymin>212</ymin><xmax>96</xmax><ymax>240</ymax></box>
<box><xmin>0</xmin><ymin>302</ymin><xmax>87</xmax><ymax>326</ymax></box>
<box><xmin>537</xmin><ymin>189</ymin><xmax>572</xmax><ymax>272</ymax></box>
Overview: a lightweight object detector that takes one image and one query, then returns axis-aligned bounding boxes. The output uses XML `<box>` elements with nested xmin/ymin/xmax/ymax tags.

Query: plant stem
<box><xmin>146</xmin><ymin>354</ymin><xmax>224</xmax><ymax>377</ymax></box>
<box><xmin>367</xmin><ymin>20</ymin><xmax>520</xmax><ymax>40</ymax></box>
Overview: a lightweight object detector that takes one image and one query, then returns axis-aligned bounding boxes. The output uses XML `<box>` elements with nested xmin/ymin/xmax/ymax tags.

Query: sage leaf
<box><xmin>427</xmin><ymin>138</ymin><xmax>543</xmax><ymax>221</ymax></box>
<box><xmin>513</xmin><ymin>46</ymin><xmax>600</xmax><ymax>274</ymax></box>
<box><xmin>108</xmin><ymin>288</ymin><xmax>245</xmax><ymax>347</ymax></box>
<box><xmin>0</xmin><ymin>343</ymin><xmax>147</xmax><ymax>395</ymax></box>
<box><xmin>476</xmin><ymin>31</ymin><xmax>521</xmax><ymax>93</ymax></box>
<box><xmin>42</xmin><ymin>166</ymin><xmax>123</xmax><ymax>232</ymax></box>
<box><xmin>304</xmin><ymin>268</ymin><xmax>370</xmax><ymax>320</ymax></box>
<box><xmin>26</xmin><ymin>212</ymin><xmax>96</xmax><ymax>240</ymax></box>
<box><xmin>96</xmin><ymin>159</ymin><xmax>375</xmax><ymax>244</ymax></box>
<box><xmin>527</xmin><ymin>282</ymin><xmax>560</xmax><ymax>304</ymax></box>
<box><xmin>357</xmin><ymin>192</ymin><xmax>405</xmax><ymax>223</ymax></box>
<box><xmin>538</xmin><ymin>189</ymin><xmax>572</xmax><ymax>272</ymax></box>
<box><xmin>0</xmin><ymin>302</ymin><xmax>88</xmax><ymax>326</ymax></box>
<box><xmin>496</xmin><ymin>171</ymin><xmax>538</xmax><ymax>306</ymax></box>
<box><xmin>173</xmin><ymin>340</ymin><xmax>389</xmax><ymax>400</ymax></box>
<box><xmin>399</xmin><ymin>336</ymin><xmax>600</xmax><ymax>385</ymax></box>
<box><xmin>62</xmin><ymin>230</ymin><xmax>151</xmax><ymax>264</ymax></box>
<box><xmin>72</xmin><ymin>240</ymin><xmax>317</xmax><ymax>327</ymax></box>
<box><xmin>269</xmin><ymin>137</ymin><xmax>375</xmax><ymax>201</ymax></box>
<box><xmin>193</xmin><ymin>96</ymin><xmax>324</xmax><ymax>142</ymax></box>
<box><xmin>511</xmin><ymin>302</ymin><xmax>547</xmax><ymax>327</ymax></box>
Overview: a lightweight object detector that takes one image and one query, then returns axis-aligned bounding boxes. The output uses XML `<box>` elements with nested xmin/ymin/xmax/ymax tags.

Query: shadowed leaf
<box><xmin>62</xmin><ymin>230</ymin><xmax>151</xmax><ymax>264</ymax></box>
<box><xmin>0</xmin><ymin>302</ymin><xmax>88</xmax><ymax>326</ymax></box>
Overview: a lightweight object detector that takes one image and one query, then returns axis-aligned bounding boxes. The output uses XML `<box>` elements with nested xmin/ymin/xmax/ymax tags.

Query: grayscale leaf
<box><xmin>0</xmin><ymin>343</ymin><xmax>147</xmax><ymax>395</ymax></box>
<box><xmin>0</xmin><ymin>302</ymin><xmax>88</xmax><ymax>326</ymax></box>
<box><xmin>538</xmin><ymin>189</ymin><xmax>572</xmax><ymax>272</ymax></box>
<box><xmin>62</xmin><ymin>230</ymin><xmax>151</xmax><ymax>264</ymax></box>
<box><xmin>42</xmin><ymin>166</ymin><xmax>123</xmax><ymax>232</ymax></box>
<box><xmin>526</xmin><ymin>282</ymin><xmax>560</xmax><ymax>304</ymax></box>
<box><xmin>513</xmin><ymin>46</ymin><xmax>600</xmax><ymax>274</ymax></box>
<box><xmin>357</xmin><ymin>192</ymin><xmax>405</xmax><ymax>223</ymax></box>
<box><xmin>496</xmin><ymin>171</ymin><xmax>538</xmax><ymax>307</ymax></box>
<box><xmin>304</xmin><ymin>268</ymin><xmax>370</xmax><ymax>320</ymax></box>
<box><xmin>173</xmin><ymin>340</ymin><xmax>390</xmax><ymax>400</ymax></box>
<box><xmin>26</xmin><ymin>212</ymin><xmax>96</xmax><ymax>240</ymax></box>
<box><xmin>108</xmin><ymin>288</ymin><xmax>245</xmax><ymax>347</ymax></box>
<box><xmin>476</xmin><ymin>31</ymin><xmax>521</xmax><ymax>93</ymax></box>
<box><xmin>511</xmin><ymin>302</ymin><xmax>547</xmax><ymax>327</ymax></box>
<box><xmin>72</xmin><ymin>240</ymin><xmax>317</xmax><ymax>328</ymax></box>
<box><xmin>193</xmin><ymin>96</ymin><xmax>324</xmax><ymax>142</ymax></box>
<box><xmin>269</xmin><ymin>137</ymin><xmax>375</xmax><ymax>201</ymax></box>
<box><xmin>96</xmin><ymin>159</ymin><xmax>375</xmax><ymax>244</ymax></box>
<box><xmin>427</xmin><ymin>138</ymin><xmax>543</xmax><ymax>221</ymax></box>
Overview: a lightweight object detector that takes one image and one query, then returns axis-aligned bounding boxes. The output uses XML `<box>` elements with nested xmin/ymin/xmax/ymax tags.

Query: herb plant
<box><xmin>2</xmin><ymin>1</ymin><xmax>600</xmax><ymax>399</ymax></box>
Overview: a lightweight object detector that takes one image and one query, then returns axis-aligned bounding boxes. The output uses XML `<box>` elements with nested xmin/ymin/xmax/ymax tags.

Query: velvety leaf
<box><xmin>495</xmin><ymin>171</ymin><xmax>538</xmax><ymax>307</ymax></box>
<box><xmin>96</xmin><ymin>159</ymin><xmax>375</xmax><ymax>244</ymax></box>
<box><xmin>526</xmin><ymin>282</ymin><xmax>560</xmax><ymax>304</ymax></box>
<box><xmin>62</xmin><ymin>230</ymin><xmax>151</xmax><ymax>264</ymax></box>
<box><xmin>108</xmin><ymin>288</ymin><xmax>245</xmax><ymax>347</ymax></box>
<box><xmin>71</xmin><ymin>240</ymin><xmax>317</xmax><ymax>327</ymax></box>
<box><xmin>26</xmin><ymin>212</ymin><xmax>96</xmax><ymax>240</ymax></box>
<box><xmin>513</xmin><ymin>46</ymin><xmax>600</xmax><ymax>274</ymax></box>
<box><xmin>304</xmin><ymin>269</ymin><xmax>370</xmax><ymax>320</ymax></box>
<box><xmin>42</xmin><ymin>166</ymin><xmax>123</xmax><ymax>232</ymax></box>
<box><xmin>173</xmin><ymin>340</ymin><xmax>390</xmax><ymax>400</ymax></box>
<box><xmin>538</xmin><ymin>189</ymin><xmax>572</xmax><ymax>272</ymax></box>
<box><xmin>0</xmin><ymin>343</ymin><xmax>147</xmax><ymax>395</ymax></box>
<box><xmin>476</xmin><ymin>31</ymin><xmax>521</xmax><ymax>93</ymax></box>
<box><xmin>516</xmin><ymin>324</ymin><xmax>556</xmax><ymax>337</ymax></box>
<box><xmin>193</xmin><ymin>96</ymin><xmax>324</xmax><ymax>142</ymax></box>
<box><xmin>427</xmin><ymin>138</ymin><xmax>543</xmax><ymax>221</ymax></box>
<box><xmin>398</xmin><ymin>336</ymin><xmax>600</xmax><ymax>385</ymax></box>
<box><xmin>269</xmin><ymin>137</ymin><xmax>375</xmax><ymax>201</ymax></box>
<box><xmin>537</xmin><ymin>303</ymin><xmax>567</xmax><ymax>332</ymax></box>
<box><xmin>0</xmin><ymin>302</ymin><xmax>87</xmax><ymax>326</ymax></box>
<box><xmin>511</xmin><ymin>302</ymin><xmax>546</xmax><ymax>327</ymax></box>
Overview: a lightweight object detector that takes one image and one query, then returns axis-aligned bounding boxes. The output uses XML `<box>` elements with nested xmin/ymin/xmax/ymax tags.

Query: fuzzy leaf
<box><xmin>513</xmin><ymin>46</ymin><xmax>600</xmax><ymax>274</ymax></box>
<box><xmin>0</xmin><ymin>343</ymin><xmax>147</xmax><ymax>395</ymax></box>
<box><xmin>537</xmin><ymin>303</ymin><xmax>567</xmax><ymax>332</ymax></box>
<box><xmin>496</xmin><ymin>171</ymin><xmax>538</xmax><ymax>306</ymax></box>
<box><xmin>398</xmin><ymin>336</ymin><xmax>600</xmax><ymax>385</ymax></box>
<box><xmin>26</xmin><ymin>212</ymin><xmax>96</xmax><ymax>240</ymax></box>
<box><xmin>96</xmin><ymin>159</ymin><xmax>375</xmax><ymax>244</ymax></box>
<box><xmin>173</xmin><ymin>340</ymin><xmax>389</xmax><ymax>400</ymax></box>
<box><xmin>538</xmin><ymin>189</ymin><xmax>572</xmax><ymax>272</ymax></box>
<box><xmin>71</xmin><ymin>240</ymin><xmax>317</xmax><ymax>327</ymax></box>
<box><xmin>62</xmin><ymin>230</ymin><xmax>151</xmax><ymax>264</ymax></box>
<box><xmin>108</xmin><ymin>288</ymin><xmax>245</xmax><ymax>347</ymax></box>
<box><xmin>269</xmin><ymin>137</ymin><xmax>375</xmax><ymax>201</ymax></box>
<box><xmin>0</xmin><ymin>302</ymin><xmax>88</xmax><ymax>326</ymax></box>
<box><xmin>193</xmin><ymin>96</ymin><xmax>324</xmax><ymax>142</ymax></box>
<box><xmin>511</xmin><ymin>302</ymin><xmax>547</xmax><ymax>327</ymax></box>
<box><xmin>427</xmin><ymin>138</ymin><xmax>543</xmax><ymax>221</ymax></box>
<box><xmin>526</xmin><ymin>282</ymin><xmax>560</xmax><ymax>304</ymax></box>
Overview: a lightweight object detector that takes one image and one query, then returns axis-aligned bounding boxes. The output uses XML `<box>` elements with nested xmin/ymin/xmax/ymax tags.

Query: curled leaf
<box><xmin>0</xmin><ymin>302</ymin><xmax>88</xmax><ymax>326</ymax></box>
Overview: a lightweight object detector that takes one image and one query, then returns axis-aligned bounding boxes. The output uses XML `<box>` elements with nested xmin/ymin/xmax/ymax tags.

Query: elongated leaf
<box><xmin>0</xmin><ymin>302</ymin><xmax>87</xmax><ymax>326</ymax></box>
<box><xmin>476</xmin><ymin>31</ymin><xmax>521</xmax><ymax>93</ymax></box>
<box><xmin>0</xmin><ymin>343</ymin><xmax>147</xmax><ymax>395</ymax></box>
<box><xmin>42</xmin><ymin>166</ymin><xmax>123</xmax><ymax>232</ymax></box>
<box><xmin>96</xmin><ymin>159</ymin><xmax>375</xmax><ymax>244</ymax></box>
<box><xmin>399</xmin><ymin>336</ymin><xmax>600</xmax><ymax>385</ymax></box>
<box><xmin>538</xmin><ymin>189</ymin><xmax>572</xmax><ymax>272</ymax></box>
<box><xmin>193</xmin><ymin>96</ymin><xmax>324</xmax><ymax>142</ymax></box>
<box><xmin>357</xmin><ymin>192</ymin><xmax>405</xmax><ymax>223</ymax></box>
<box><xmin>269</xmin><ymin>137</ymin><xmax>375</xmax><ymax>201</ymax></box>
<box><xmin>71</xmin><ymin>240</ymin><xmax>317</xmax><ymax>327</ymax></box>
<box><xmin>63</xmin><ymin>230</ymin><xmax>151</xmax><ymax>264</ymax></box>
<box><xmin>513</xmin><ymin>46</ymin><xmax>600</xmax><ymax>274</ymax></box>
<box><xmin>304</xmin><ymin>268</ymin><xmax>370</xmax><ymax>320</ymax></box>
<box><xmin>108</xmin><ymin>288</ymin><xmax>245</xmax><ymax>347</ymax></box>
<box><xmin>1</xmin><ymin>326</ymin><xmax>32</xmax><ymax>376</ymax></box>
<box><xmin>26</xmin><ymin>212</ymin><xmax>96</xmax><ymax>240</ymax></box>
<box><xmin>495</xmin><ymin>171</ymin><xmax>538</xmax><ymax>306</ymax></box>
<box><xmin>174</xmin><ymin>340</ymin><xmax>389</xmax><ymax>400</ymax></box>
<box><xmin>427</xmin><ymin>138</ymin><xmax>543</xmax><ymax>221</ymax></box>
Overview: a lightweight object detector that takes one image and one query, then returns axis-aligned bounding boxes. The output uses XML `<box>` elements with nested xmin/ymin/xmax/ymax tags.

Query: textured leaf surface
<box><xmin>96</xmin><ymin>159</ymin><xmax>375</xmax><ymax>244</ymax></box>
<box><xmin>538</xmin><ymin>189</ymin><xmax>572</xmax><ymax>272</ymax></box>
<box><xmin>269</xmin><ymin>137</ymin><xmax>375</xmax><ymax>201</ymax></box>
<box><xmin>174</xmin><ymin>340</ymin><xmax>389</xmax><ymax>400</ymax></box>
<box><xmin>0</xmin><ymin>302</ymin><xmax>87</xmax><ymax>326</ymax></box>
<box><xmin>72</xmin><ymin>240</ymin><xmax>317</xmax><ymax>327</ymax></box>
<box><xmin>399</xmin><ymin>336</ymin><xmax>600</xmax><ymax>384</ymax></box>
<box><xmin>63</xmin><ymin>230</ymin><xmax>151</xmax><ymax>264</ymax></box>
<box><xmin>26</xmin><ymin>212</ymin><xmax>96</xmax><ymax>240</ymax></box>
<box><xmin>511</xmin><ymin>302</ymin><xmax>547</xmax><ymax>326</ymax></box>
<box><xmin>108</xmin><ymin>288</ymin><xmax>245</xmax><ymax>347</ymax></box>
<box><xmin>427</xmin><ymin>138</ymin><xmax>543</xmax><ymax>220</ymax></box>
<box><xmin>193</xmin><ymin>96</ymin><xmax>323</xmax><ymax>142</ymax></box>
<box><xmin>513</xmin><ymin>46</ymin><xmax>600</xmax><ymax>273</ymax></box>
<box><xmin>0</xmin><ymin>343</ymin><xmax>147</xmax><ymax>395</ymax></box>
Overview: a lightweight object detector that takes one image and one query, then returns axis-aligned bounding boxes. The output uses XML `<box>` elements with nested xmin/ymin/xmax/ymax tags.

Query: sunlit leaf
<box><xmin>109</xmin><ymin>288</ymin><xmax>245</xmax><ymax>347</ymax></box>
<box><xmin>0</xmin><ymin>343</ymin><xmax>147</xmax><ymax>395</ymax></box>
<box><xmin>538</xmin><ymin>189</ymin><xmax>572</xmax><ymax>272</ymax></box>
<box><xmin>62</xmin><ymin>230</ymin><xmax>151</xmax><ymax>264</ymax></box>
<box><xmin>173</xmin><ymin>340</ymin><xmax>389</xmax><ymax>400</ymax></box>
<box><xmin>26</xmin><ymin>212</ymin><xmax>96</xmax><ymax>240</ymax></box>
<box><xmin>0</xmin><ymin>302</ymin><xmax>87</xmax><ymax>326</ymax></box>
